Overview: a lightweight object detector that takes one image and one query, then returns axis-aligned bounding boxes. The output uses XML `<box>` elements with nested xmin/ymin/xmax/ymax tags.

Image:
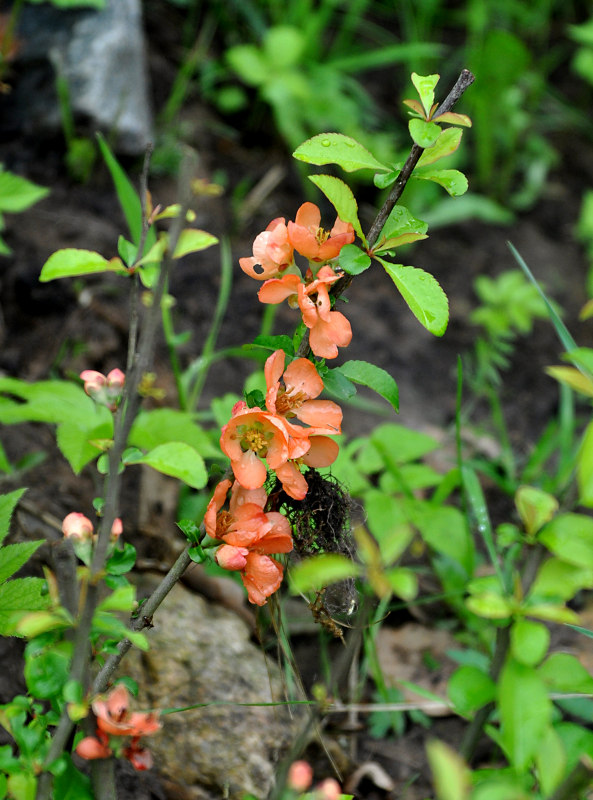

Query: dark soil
<box><xmin>2</xmin><ymin>2</ymin><xmax>593</xmax><ymax>799</ymax></box>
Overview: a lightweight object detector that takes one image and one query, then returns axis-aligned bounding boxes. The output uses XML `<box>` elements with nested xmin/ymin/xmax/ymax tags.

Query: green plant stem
<box><xmin>459</xmin><ymin>545</ymin><xmax>544</xmax><ymax>763</ymax></box>
<box><xmin>296</xmin><ymin>68</ymin><xmax>475</xmax><ymax>359</ymax></box>
<box><xmin>35</xmin><ymin>161</ymin><xmax>195</xmax><ymax>800</ymax></box>
<box><xmin>161</xmin><ymin>286</ymin><xmax>188</xmax><ymax>409</ymax></box>
<box><xmin>187</xmin><ymin>237</ymin><xmax>233</xmax><ymax>411</ymax></box>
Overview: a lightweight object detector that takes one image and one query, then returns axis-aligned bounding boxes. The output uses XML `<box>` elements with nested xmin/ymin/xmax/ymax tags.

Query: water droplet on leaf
<box><xmin>321</xmin><ymin>139</ymin><xmax>331</xmax><ymax>147</ymax></box>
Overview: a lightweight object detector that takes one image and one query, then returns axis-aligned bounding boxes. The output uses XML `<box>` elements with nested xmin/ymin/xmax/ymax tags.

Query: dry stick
<box><xmin>295</xmin><ymin>68</ymin><xmax>475</xmax><ymax>360</ymax></box>
<box><xmin>35</xmin><ymin>156</ymin><xmax>195</xmax><ymax>800</ymax></box>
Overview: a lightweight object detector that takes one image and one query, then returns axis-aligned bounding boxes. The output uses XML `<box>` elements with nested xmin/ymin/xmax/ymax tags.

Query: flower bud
<box><xmin>316</xmin><ymin>778</ymin><xmax>342</xmax><ymax>800</ymax></box>
<box><xmin>288</xmin><ymin>761</ymin><xmax>313</xmax><ymax>792</ymax></box>
<box><xmin>62</xmin><ymin>512</ymin><xmax>94</xmax><ymax>540</ymax></box>
<box><xmin>216</xmin><ymin>544</ymin><xmax>248</xmax><ymax>571</ymax></box>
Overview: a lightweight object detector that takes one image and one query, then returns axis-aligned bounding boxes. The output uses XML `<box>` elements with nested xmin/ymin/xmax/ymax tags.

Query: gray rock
<box><xmin>125</xmin><ymin>576</ymin><xmax>302</xmax><ymax>800</ymax></box>
<box><xmin>10</xmin><ymin>0</ymin><xmax>152</xmax><ymax>154</ymax></box>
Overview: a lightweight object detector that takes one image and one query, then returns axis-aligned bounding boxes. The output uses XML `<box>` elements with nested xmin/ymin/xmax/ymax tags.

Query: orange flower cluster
<box><xmin>240</xmin><ymin>203</ymin><xmax>354</xmax><ymax>359</ymax></box>
<box><xmin>76</xmin><ymin>684</ymin><xmax>161</xmax><ymax>771</ymax></box>
<box><xmin>212</xmin><ymin>349</ymin><xmax>343</xmax><ymax>604</ymax></box>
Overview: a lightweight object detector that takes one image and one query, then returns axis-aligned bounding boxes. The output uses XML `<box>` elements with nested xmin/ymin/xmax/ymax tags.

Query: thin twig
<box><xmin>36</xmin><ymin>153</ymin><xmax>196</xmax><ymax>800</ymax></box>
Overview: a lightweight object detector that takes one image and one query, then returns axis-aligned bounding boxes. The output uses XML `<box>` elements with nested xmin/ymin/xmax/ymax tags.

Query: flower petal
<box><xmin>302</xmin><ymin>435</ymin><xmax>339</xmax><ymax>467</ymax></box>
<box><xmin>274</xmin><ymin>461</ymin><xmax>308</xmax><ymax>500</ymax></box>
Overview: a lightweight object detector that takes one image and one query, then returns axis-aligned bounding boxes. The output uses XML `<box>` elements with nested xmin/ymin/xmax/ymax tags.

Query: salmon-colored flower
<box><xmin>208</xmin><ymin>480</ymin><xmax>293</xmax><ymax>605</ymax></box>
<box><xmin>123</xmin><ymin>739</ymin><xmax>154</xmax><ymax>771</ymax></box>
<box><xmin>264</xmin><ymin>350</ymin><xmax>342</xmax><ymax>434</ymax></box>
<box><xmin>239</xmin><ymin>218</ymin><xmax>294</xmax><ymax>280</ymax></box>
<box><xmin>92</xmin><ymin>684</ymin><xmax>161</xmax><ymax>738</ymax></box>
<box><xmin>288</xmin><ymin>202</ymin><xmax>354</xmax><ymax>263</ymax></box>
<box><xmin>80</xmin><ymin>368</ymin><xmax>125</xmax><ymax>411</ymax></box>
<box><xmin>258</xmin><ymin>267</ymin><xmax>352</xmax><ymax>360</ymax></box>
<box><xmin>220</xmin><ymin>403</ymin><xmax>290</xmax><ymax>490</ymax></box>
<box><xmin>76</xmin><ymin>730</ymin><xmax>112</xmax><ymax>761</ymax></box>
<box><xmin>298</xmin><ymin>267</ymin><xmax>352</xmax><ymax>359</ymax></box>
<box><xmin>316</xmin><ymin>777</ymin><xmax>342</xmax><ymax>800</ymax></box>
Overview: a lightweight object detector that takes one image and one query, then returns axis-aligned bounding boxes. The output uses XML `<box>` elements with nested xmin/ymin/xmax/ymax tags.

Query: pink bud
<box><xmin>106</xmin><ymin>369</ymin><xmax>125</xmax><ymax>390</ymax></box>
<box><xmin>216</xmin><ymin>544</ymin><xmax>248</xmax><ymax>571</ymax></box>
<box><xmin>110</xmin><ymin>518</ymin><xmax>123</xmax><ymax>539</ymax></box>
<box><xmin>76</xmin><ymin>735</ymin><xmax>112</xmax><ymax>760</ymax></box>
<box><xmin>288</xmin><ymin>761</ymin><xmax>313</xmax><ymax>792</ymax></box>
<box><xmin>316</xmin><ymin>778</ymin><xmax>342</xmax><ymax>800</ymax></box>
<box><xmin>80</xmin><ymin>370</ymin><xmax>106</xmax><ymax>395</ymax></box>
<box><xmin>62</xmin><ymin>512</ymin><xmax>94</xmax><ymax>540</ymax></box>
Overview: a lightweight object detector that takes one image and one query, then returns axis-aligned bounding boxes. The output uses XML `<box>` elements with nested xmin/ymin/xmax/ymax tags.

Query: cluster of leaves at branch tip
<box><xmin>292</xmin><ymin>73</ymin><xmax>472</xmax><ymax>339</ymax></box>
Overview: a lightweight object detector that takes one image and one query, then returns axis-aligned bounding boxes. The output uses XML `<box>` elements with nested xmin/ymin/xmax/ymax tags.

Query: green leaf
<box><xmin>308</xmin><ymin>174</ymin><xmax>365</xmax><ymax>242</ymax></box>
<box><xmin>0</xmin><ymin>488</ymin><xmax>27</xmax><ymax>545</ymax></box>
<box><xmin>117</xmin><ymin>235</ymin><xmax>137</xmax><ymax>267</ymax></box>
<box><xmin>427</xmin><ymin>739</ymin><xmax>470</xmax><ymax>800</ymax></box>
<box><xmin>56</xmin><ymin>418</ymin><xmax>113</xmax><ymax>474</ymax></box>
<box><xmin>417</xmin><ymin>128</ymin><xmax>463</xmax><ymax>168</ymax></box>
<box><xmin>172</xmin><ymin>229</ymin><xmax>219</xmax><ymax>258</ymax></box>
<box><xmin>16</xmin><ymin>610</ymin><xmax>72</xmax><ymax>638</ymax></box>
<box><xmin>379</xmin><ymin>259</ymin><xmax>449</xmax><ymax>336</ymax></box>
<box><xmin>0</xmin><ymin>168</ymin><xmax>49</xmax><ymax>213</ymax></box>
<box><xmin>0</xmin><ymin>378</ymin><xmax>102</xmax><ymax>426</ymax></box>
<box><xmin>539</xmin><ymin>652</ymin><xmax>593</xmax><ymax>694</ymax></box>
<box><xmin>106</xmin><ymin>543</ymin><xmax>137</xmax><ymax>576</ymax></box>
<box><xmin>362</xmin><ymin>423</ymin><xmax>439</xmax><ymax>469</ymax></box>
<box><xmin>535</xmin><ymin>726</ymin><xmax>565</xmax><ymax>796</ymax></box>
<box><xmin>321</xmin><ymin>368</ymin><xmax>357</xmax><ymax>401</ymax></box>
<box><xmin>292</xmin><ymin>133</ymin><xmax>389</xmax><ymax>173</ymax></box>
<box><xmin>578</xmin><ymin>420</ymin><xmax>593</xmax><ymax>507</ymax></box>
<box><xmin>515</xmin><ymin>486</ymin><xmax>558</xmax><ymax>537</ymax></box>
<box><xmin>465</xmin><ymin>592</ymin><xmax>513</xmax><ymax>619</ymax></box>
<box><xmin>413</xmin><ymin>168</ymin><xmax>468</xmax><ymax>196</ymax></box>
<box><xmin>0</xmin><ymin>578</ymin><xmax>50</xmax><ymax>635</ymax></box>
<box><xmin>96</xmin><ymin>585</ymin><xmax>136</xmax><ymax>613</ymax></box>
<box><xmin>411</xmin><ymin>72</ymin><xmax>440</xmax><ymax>117</ymax></box>
<box><xmin>498</xmin><ymin>658</ymin><xmax>552</xmax><ymax>771</ymax></box>
<box><xmin>226</xmin><ymin>44</ymin><xmax>268</xmax><ymax>86</ymax></box>
<box><xmin>129</xmin><ymin>409</ymin><xmax>220</xmax><ymax>459</ymax></box>
<box><xmin>413</xmin><ymin>506</ymin><xmax>474</xmax><ymax>576</ymax></box>
<box><xmin>126</xmin><ymin>442</ymin><xmax>208</xmax><ymax>489</ymax></box>
<box><xmin>0</xmin><ymin>541</ymin><xmax>44</xmax><ymax>585</ymax></box>
<box><xmin>376</xmin><ymin>205</ymin><xmax>428</xmax><ymax>247</ymax></box>
<box><xmin>448</xmin><ymin>666</ymin><xmax>496</xmax><ymax>716</ymax></box>
<box><xmin>409</xmin><ymin>119</ymin><xmax>441</xmax><ymax>148</ymax></box>
<box><xmin>364</xmin><ymin>490</ymin><xmax>413</xmax><ymax>563</ymax></box>
<box><xmin>53</xmin><ymin>756</ymin><xmax>93</xmax><ymax>800</ymax></box>
<box><xmin>96</xmin><ymin>133</ymin><xmax>153</xmax><ymax>248</ymax></box>
<box><xmin>335</xmin><ymin>360</ymin><xmax>398</xmax><ymax>411</ymax></box>
<box><xmin>250</xmin><ymin>335</ymin><xmax>294</xmax><ymax>357</ymax></box>
<box><xmin>385</xmin><ymin>566</ymin><xmax>417</xmax><ymax>600</ymax></box>
<box><xmin>510</xmin><ymin>619</ymin><xmax>549</xmax><ymax>666</ymax></box>
<box><xmin>7</xmin><ymin>773</ymin><xmax>36</xmax><ymax>800</ymax></box>
<box><xmin>523</xmin><ymin>603</ymin><xmax>579</xmax><ymax>624</ymax></box>
<box><xmin>263</xmin><ymin>26</ymin><xmax>305</xmax><ymax>69</ymax></box>
<box><xmin>24</xmin><ymin>641</ymin><xmax>71</xmax><ymax>699</ymax></box>
<box><xmin>289</xmin><ymin>554</ymin><xmax>360</xmax><ymax>594</ymax></box>
<box><xmin>538</xmin><ymin>513</ymin><xmax>593</xmax><ymax>567</ymax></box>
<box><xmin>530</xmin><ymin>558</ymin><xmax>593</xmax><ymax>602</ymax></box>
<box><xmin>39</xmin><ymin>249</ymin><xmax>124</xmax><ymax>282</ymax></box>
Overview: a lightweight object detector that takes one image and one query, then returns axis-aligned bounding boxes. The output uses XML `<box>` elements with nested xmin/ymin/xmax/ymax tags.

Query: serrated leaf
<box><xmin>434</xmin><ymin>111</ymin><xmax>472</xmax><ymax>127</ymax></box>
<box><xmin>39</xmin><ymin>249</ymin><xmax>125</xmax><ymax>282</ymax></box>
<box><xmin>322</xmin><ymin>368</ymin><xmax>357</xmax><ymax>401</ymax></box>
<box><xmin>379</xmin><ymin>259</ymin><xmax>449</xmax><ymax>336</ymax></box>
<box><xmin>173</xmin><ymin>229</ymin><xmax>219</xmax><ymax>258</ymax></box>
<box><xmin>409</xmin><ymin>119</ymin><xmax>441</xmax><ymax>148</ymax></box>
<box><xmin>336</xmin><ymin>360</ymin><xmax>398</xmax><ymax>411</ymax></box>
<box><xmin>376</xmin><ymin>205</ymin><xmax>428</xmax><ymax>248</ymax></box>
<box><xmin>417</xmin><ymin>128</ymin><xmax>463</xmax><ymax>167</ymax></box>
<box><xmin>249</xmin><ymin>335</ymin><xmax>295</xmax><ymax>357</ymax></box>
<box><xmin>0</xmin><ymin>578</ymin><xmax>50</xmax><ymax>635</ymax></box>
<box><xmin>0</xmin><ymin>168</ymin><xmax>49</xmax><ymax>213</ymax></box>
<box><xmin>126</xmin><ymin>442</ymin><xmax>207</xmax><ymax>489</ymax></box>
<box><xmin>411</xmin><ymin>72</ymin><xmax>440</xmax><ymax>117</ymax></box>
<box><xmin>308</xmin><ymin>174</ymin><xmax>365</xmax><ymax>243</ymax></box>
<box><xmin>414</xmin><ymin>168</ymin><xmax>468</xmax><ymax>197</ymax></box>
<box><xmin>293</xmin><ymin>133</ymin><xmax>389</xmax><ymax>173</ymax></box>
<box><xmin>0</xmin><ymin>488</ymin><xmax>27</xmax><ymax>545</ymax></box>
<box><xmin>289</xmin><ymin>554</ymin><xmax>360</xmax><ymax>594</ymax></box>
<box><xmin>338</xmin><ymin>244</ymin><xmax>371</xmax><ymax>276</ymax></box>
<box><xmin>0</xmin><ymin>541</ymin><xmax>44</xmax><ymax>585</ymax></box>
